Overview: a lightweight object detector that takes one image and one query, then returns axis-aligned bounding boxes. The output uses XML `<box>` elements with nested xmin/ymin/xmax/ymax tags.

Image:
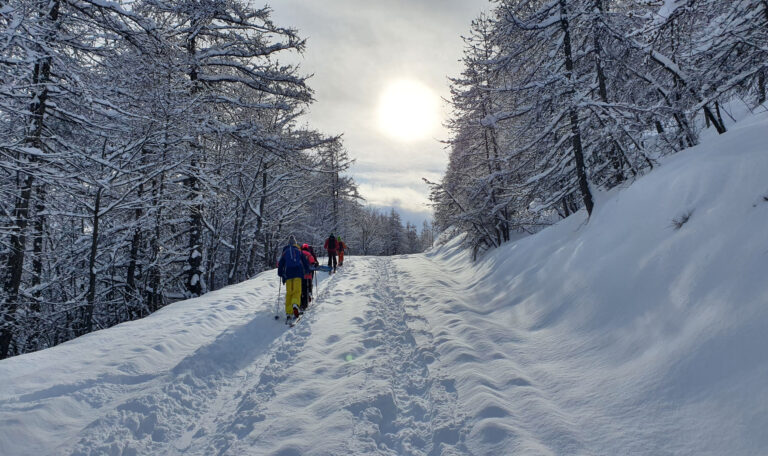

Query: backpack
<box><xmin>282</xmin><ymin>245</ymin><xmax>302</xmax><ymax>269</ymax></box>
<box><xmin>327</xmin><ymin>236</ymin><xmax>337</xmax><ymax>250</ymax></box>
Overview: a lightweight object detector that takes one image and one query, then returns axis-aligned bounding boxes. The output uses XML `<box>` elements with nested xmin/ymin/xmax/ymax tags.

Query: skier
<box><xmin>300</xmin><ymin>243</ymin><xmax>318</xmax><ymax>310</ymax></box>
<box><xmin>306</xmin><ymin>243</ymin><xmax>318</xmax><ymax>261</ymax></box>
<box><xmin>337</xmin><ymin>236</ymin><xmax>347</xmax><ymax>267</ymax></box>
<box><xmin>324</xmin><ymin>233</ymin><xmax>338</xmax><ymax>272</ymax></box>
<box><xmin>278</xmin><ymin>235</ymin><xmax>310</xmax><ymax>322</ymax></box>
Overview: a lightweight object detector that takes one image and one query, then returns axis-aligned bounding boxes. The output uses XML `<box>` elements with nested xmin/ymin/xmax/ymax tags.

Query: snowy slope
<box><xmin>2</xmin><ymin>110</ymin><xmax>768</xmax><ymax>455</ymax></box>
<box><xmin>407</xmin><ymin>109</ymin><xmax>768</xmax><ymax>455</ymax></box>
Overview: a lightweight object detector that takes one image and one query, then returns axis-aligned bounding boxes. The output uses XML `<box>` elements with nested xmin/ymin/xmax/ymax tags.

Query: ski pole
<box><xmin>274</xmin><ymin>278</ymin><xmax>282</xmax><ymax>320</ymax></box>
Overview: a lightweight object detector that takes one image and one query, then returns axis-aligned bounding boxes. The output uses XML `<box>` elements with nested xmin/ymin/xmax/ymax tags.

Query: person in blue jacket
<box><xmin>278</xmin><ymin>235</ymin><xmax>310</xmax><ymax>321</ymax></box>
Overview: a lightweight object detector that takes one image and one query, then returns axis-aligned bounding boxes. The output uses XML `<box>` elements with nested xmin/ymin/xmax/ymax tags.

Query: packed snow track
<box><xmin>0</xmin><ymin>257</ymin><xmax>477</xmax><ymax>455</ymax></box>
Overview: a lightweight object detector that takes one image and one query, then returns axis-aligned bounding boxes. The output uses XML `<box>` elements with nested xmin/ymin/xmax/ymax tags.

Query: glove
<box><xmin>281</xmin><ymin>277</ymin><xmax>286</xmax><ymax>284</ymax></box>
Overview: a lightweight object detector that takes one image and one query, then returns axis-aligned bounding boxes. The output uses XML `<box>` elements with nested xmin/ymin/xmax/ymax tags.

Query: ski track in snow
<box><xmin>50</xmin><ymin>258</ymin><xmax>470</xmax><ymax>455</ymax></box>
<box><xmin>64</xmin><ymin>296</ymin><xmax>286</xmax><ymax>455</ymax></box>
<box><xmin>396</xmin><ymin>253</ymin><xmax>586</xmax><ymax>456</ymax></box>
<box><xmin>62</xmin><ymin>271</ymin><xmax>344</xmax><ymax>456</ymax></box>
<box><xmin>218</xmin><ymin>257</ymin><xmax>469</xmax><ymax>456</ymax></box>
<box><xmin>341</xmin><ymin>257</ymin><xmax>468</xmax><ymax>456</ymax></box>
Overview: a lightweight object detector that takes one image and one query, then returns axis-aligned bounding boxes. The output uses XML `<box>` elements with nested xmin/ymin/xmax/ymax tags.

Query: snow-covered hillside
<box><xmin>2</xmin><ymin>111</ymin><xmax>768</xmax><ymax>455</ymax></box>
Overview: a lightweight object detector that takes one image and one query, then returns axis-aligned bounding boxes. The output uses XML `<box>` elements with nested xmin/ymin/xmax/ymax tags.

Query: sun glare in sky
<box><xmin>377</xmin><ymin>79</ymin><xmax>440</xmax><ymax>142</ymax></box>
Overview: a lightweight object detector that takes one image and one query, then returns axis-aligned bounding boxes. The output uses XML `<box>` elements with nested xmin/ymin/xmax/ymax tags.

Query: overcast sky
<box><xmin>270</xmin><ymin>0</ymin><xmax>489</xmax><ymax>226</ymax></box>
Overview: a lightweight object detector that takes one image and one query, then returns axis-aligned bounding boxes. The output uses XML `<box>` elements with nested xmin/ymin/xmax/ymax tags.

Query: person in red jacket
<box><xmin>300</xmin><ymin>243</ymin><xmax>318</xmax><ymax>310</ymax></box>
<box><xmin>324</xmin><ymin>233</ymin><xmax>338</xmax><ymax>272</ymax></box>
<box><xmin>337</xmin><ymin>236</ymin><xmax>347</xmax><ymax>267</ymax></box>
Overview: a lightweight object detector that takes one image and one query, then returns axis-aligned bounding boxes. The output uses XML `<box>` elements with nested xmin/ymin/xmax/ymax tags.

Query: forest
<box><xmin>0</xmin><ymin>0</ymin><xmax>432</xmax><ymax>358</ymax></box>
<box><xmin>432</xmin><ymin>0</ymin><xmax>767</xmax><ymax>257</ymax></box>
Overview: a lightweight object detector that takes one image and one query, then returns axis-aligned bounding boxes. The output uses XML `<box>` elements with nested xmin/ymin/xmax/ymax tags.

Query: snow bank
<box><xmin>0</xmin><ymin>271</ymin><xmax>290</xmax><ymax>455</ymax></box>
<box><xmin>408</xmin><ymin>108</ymin><xmax>768</xmax><ymax>454</ymax></box>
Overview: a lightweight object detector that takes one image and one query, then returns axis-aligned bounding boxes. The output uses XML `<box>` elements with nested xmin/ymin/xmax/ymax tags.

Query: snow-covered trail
<box><xmin>3</xmin><ymin>243</ymin><xmax>768</xmax><ymax>456</ymax></box>
<box><xmin>1</xmin><ymin>257</ymin><xmax>477</xmax><ymax>455</ymax></box>
<box><xmin>209</xmin><ymin>256</ymin><xmax>468</xmax><ymax>456</ymax></box>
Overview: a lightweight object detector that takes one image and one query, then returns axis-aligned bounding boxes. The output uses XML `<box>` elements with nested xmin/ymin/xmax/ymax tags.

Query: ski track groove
<box><xmin>345</xmin><ymin>257</ymin><xmax>470</xmax><ymax>456</ymax></box>
<box><xmin>67</xmin><ymin>269</ymin><xmax>346</xmax><ymax>456</ymax></box>
<box><xmin>58</xmin><ymin>260</ymin><xmax>471</xmax><ymax>455</ymax></box>
<box><xmin>202</xmin><ymin>267</ymin><xmax>347</xmax><ymax>455</ymax></box>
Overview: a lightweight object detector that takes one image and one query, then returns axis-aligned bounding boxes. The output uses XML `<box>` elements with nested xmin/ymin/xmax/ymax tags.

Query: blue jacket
<box><xmin>278</xmin><ymin>244</ymin><xmax>309</xmax><ymax>282</ymax></box>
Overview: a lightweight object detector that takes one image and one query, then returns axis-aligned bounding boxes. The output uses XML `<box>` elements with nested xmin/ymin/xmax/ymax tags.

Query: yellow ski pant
<box><xmin>285</xmin><ymin>277</ymin><xmax>302</xmax><ymax>315</ymax></box>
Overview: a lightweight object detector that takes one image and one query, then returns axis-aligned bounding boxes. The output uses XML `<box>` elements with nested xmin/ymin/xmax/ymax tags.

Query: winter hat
<box><xmin>302</xmin><ymin>243</ymin><xmax>309</xmax><ymax>250</ymax></box>
<box><xmin>288</xmin><ymin>235</ymin><xmax>297</xmax><ymax>246</ymax></box>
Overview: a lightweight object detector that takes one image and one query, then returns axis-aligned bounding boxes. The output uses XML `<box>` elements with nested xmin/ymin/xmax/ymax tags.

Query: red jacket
<box><xmin>324</xmin><ymin>237</ymin><xmax>338</xmax><ymax>254</ymax></box>
<box><xmin>301</xmin><ymin>250</ymin><xmax>316</xmax><ymax>279</ymax></box>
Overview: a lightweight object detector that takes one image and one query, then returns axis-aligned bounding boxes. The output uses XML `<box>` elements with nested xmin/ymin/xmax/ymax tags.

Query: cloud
<box><xmin>269</xmin><ymin>0</ymin><xmax>488</xmax><ymax>217</ymax></box>
<box><xmin>354</xmin><ymin>168</ymin><xmax>442</xmax><ymax>187</ymax></box>
<box><xmin>357</xmin><ymin>183</ymin><xmax>432</xmax><ymax>215</ymax></box>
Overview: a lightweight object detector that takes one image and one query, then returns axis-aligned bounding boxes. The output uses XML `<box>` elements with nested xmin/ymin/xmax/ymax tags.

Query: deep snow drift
<box><xmin>2</xmin><ymin>110</ymin><xmax>768</xmax><ymax>455</ymax></box>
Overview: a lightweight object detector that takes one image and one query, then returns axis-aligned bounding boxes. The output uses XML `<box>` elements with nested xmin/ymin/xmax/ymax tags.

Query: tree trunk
<box><xmin>228</xmin><ymin>210</ymin><xmax>245</xmax><ymax>285</ymax></box>
<box><xmin>31</xmin><ymin>184</ymin><xmax>46</xmax><ymax>295</ymax></box>
<box><xmin>247</xmin><ymin>166</ymin><xmax>268</xmax><ymax>276</ymax></box>
<box><xmin>186</xmin><ymin>162</ymin><xmax>204</xmax><ymax>296</ymax></box>
<box><xmin>126</xmin><ymin>178</ymin><xmax>144</xmax><ymax>319</ymax></box>
<box><xmin>185</xmin><ymin>33</ymin><xmax>204</xmax><ymax>297</ymax></box>
<box><xmin>332</xmin><ymin>158</ymin><xmax>339</xmax><ymax>232</ymax></box>
<box><xmin>148</xmin><ymin>149</ymin><xmax>167</xmax><ymax>313</ymax></box>
<box><xmin>205</xmin><ymin>233</ymin><xmax>218</xmax><ymax>290</ymax></box>
<box><xmin>560</xmin><ymin>0</ymin><xmax>595</xmax><ymax>217</ymax></box>
<box><xmin>83</xmin><ymin>188</ymin><xmax>102</xmax><ymax>336</ymax></box>
<box><xmin>1</xmin><ymin>0</ymin><xmax>60</xmax><ymax>359</ymax></box>
<box><xmin>700</xmin><ymin>103</ymin><xmax>727</xmax><ymax>134</ymax></box>
<box><xmin>592</xmin><ymin>0</ymin><xmax>628</xmax><ymax>184</ymax></box>
<box><xmin>715</xmin><ymin>101</ymin><xmax>725</xmax><ymax>130</ymax></box>
<box><xmin>481</xmin><ymin>26</ymin><xmax>508</xmax><ymax>243</ymax></box>
<box><xmin>593</xmin><ymin>0</ymin><xmax>608</xmax><ymax>103</ymax></box>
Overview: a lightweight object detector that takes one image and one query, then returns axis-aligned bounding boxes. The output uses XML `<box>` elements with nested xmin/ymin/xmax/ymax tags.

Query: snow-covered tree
<box><xmin>0</xmin><ymin>0</ymin><xmax>389</xmax><ymax>358</ymax></box>
<box><xmin>433</xmin><ymin>0</ymin><xmax>764</xmax><ymax>259</ymax></box>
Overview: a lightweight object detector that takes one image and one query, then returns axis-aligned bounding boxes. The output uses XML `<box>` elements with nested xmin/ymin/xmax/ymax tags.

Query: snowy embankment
<box><xmin>2</xmin><ymin>110</ymin><xmax>768</xmax><ymax>455</ymax></box>
<box><xmin>410</xmin><ymin>109</ymin><xmax>768</xmax><ymax>454</ymax></box>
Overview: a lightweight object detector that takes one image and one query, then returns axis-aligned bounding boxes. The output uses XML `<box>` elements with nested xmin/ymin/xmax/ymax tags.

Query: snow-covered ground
<box><xmin>2</xmin><ymin>109</ymin><xmax>768</xmax><ymax>455</ymax></box>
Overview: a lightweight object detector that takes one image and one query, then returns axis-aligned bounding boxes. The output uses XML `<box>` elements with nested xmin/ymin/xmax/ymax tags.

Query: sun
<box><xmin>377</xmin><ymin>79</ymin><xmax>440</xmax><ymax>142</ymax></box>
